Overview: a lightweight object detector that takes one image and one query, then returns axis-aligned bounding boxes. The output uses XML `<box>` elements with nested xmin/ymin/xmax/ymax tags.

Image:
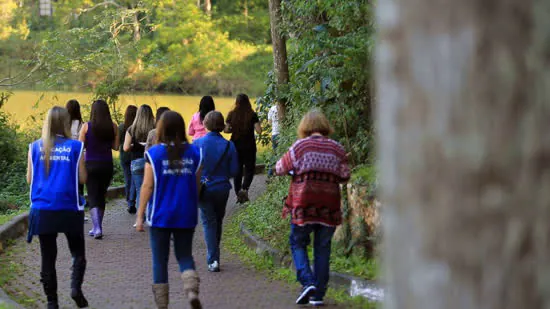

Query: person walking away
<box><xmin>123</xmin><ymin>105</ymin><xmax>155</xmax><ymax>216</ymax></box>
<box><xmin>118</xmin><ymin>105</ymin><xmax>138</xmax><ymax>213</ymax></box>
<box><xmin>188</xmin><ymin>96</ymin><xmax>215</xmax><ymax>141</ymax></box>
<box><xmin>224</xmin><ymin>94</ymin><xmax>261</xmax><ymax>203</ymax></box>
<box><xmin>275</xmin><ymin>110</ymin><xmax>350</xmax><ymax>306</ymax></box>
<box><xmin>267</xmin><ymin>104</ymin><xmax>280</xmax><ymax>176</ymax></box>
<box><xmin>135</xmin><ymin>111</ymin><xmax>203</xmax><ymax>309</ymax></box>
<box><xmin>79</xmin><ymin>100</ymin><xmax>119</xmax><ymax>239</ymax></box>
<box><xmin>66</xmin><ymin>100</ymin><xmax>87</xmax><ymax>221</ymax></box>
<box><xmin>145</xmin><ymin>107</ymin><xmax>170</xmax><ymax>151</ymax></box>
<box><xmin>27</xmin><ymin>106</ymin><xmax>89</xmax><ymax>309</ymax></box>
<box><xmin>194</xmin><ymin>111</ymin><xmax>239</xmax><ymax>272</ymax></box>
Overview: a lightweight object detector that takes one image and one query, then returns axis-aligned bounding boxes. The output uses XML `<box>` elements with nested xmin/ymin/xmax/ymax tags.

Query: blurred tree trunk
<box><xmin>377</xmin><ymin>0</ymin><xmax>550</xmax><ymax>309</ymax></box>
<box><xmin>268</xmin><ymin>0</ymin><xmax>289</xmax><ymax>120</ymax></box>
<box><xmin>204</xmin><ymin>0</ymin><xmax>211</xmax><ymax>15</ymax></box>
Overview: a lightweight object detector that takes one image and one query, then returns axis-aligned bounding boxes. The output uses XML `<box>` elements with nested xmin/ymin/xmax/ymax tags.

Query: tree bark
<box><xmin>377</xmin><ymin>1</ymin><xmax>550</xmax><ymax>309</ymax></box>
<box><xmin>268</xmin><ymin>0</ymin><xmax>289</xmax><ymax>120</ymax></box>
<box><xmin>204</xmin><ymin>0</ymin><xmax>211</xmax><ymax>15</ymax></box>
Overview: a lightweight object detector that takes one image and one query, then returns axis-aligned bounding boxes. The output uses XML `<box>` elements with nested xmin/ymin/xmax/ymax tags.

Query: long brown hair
<box><xmin>42</xmin><ymin>106</ymin><xmax>71</xmax><ymax>174</ymax></box>
<box><xmin>228</xmin><ymin>93</ymin><xmax>254</xmax><ymax>138</ymax></box>
<box><xmin>123</xmin><ymin>105</ymin><xmax>137</xmax><ymax>131</ymax></box>
<box><xmin>156</xmin><ymin>111</ymin><xmax>189</xmax><ymax>168</ymax></box>
<box><xmin>90</xmin><ymin>100</ymin><xmax>115</xmax><ymax>142</ymax></box>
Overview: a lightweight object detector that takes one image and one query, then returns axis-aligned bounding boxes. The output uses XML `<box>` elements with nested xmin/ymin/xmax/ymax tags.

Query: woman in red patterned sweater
<box><xmin>275</xmin><ymin>110</ymin><xmax>350</xmax><ymax>306</ymax></box>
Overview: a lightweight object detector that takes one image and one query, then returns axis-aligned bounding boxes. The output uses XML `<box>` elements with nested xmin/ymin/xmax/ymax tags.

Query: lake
<box><xmin>4</xmin><ymin>91</ymin><xmax>240</xmax><ymax>130</ymax></box>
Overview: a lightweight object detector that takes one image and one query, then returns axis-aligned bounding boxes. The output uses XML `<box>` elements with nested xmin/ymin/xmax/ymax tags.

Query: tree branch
<box><xmin>0</xmin><ymin>59</ymin><xmax>43</xmax><ymax>87</ymax></box>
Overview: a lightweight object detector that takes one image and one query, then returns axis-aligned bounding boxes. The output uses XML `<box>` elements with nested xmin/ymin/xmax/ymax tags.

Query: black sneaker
<box><xmin>128</xmin><ymin>206</ymin><xmax>137</xmax><ymax>214</ymax></box>
<box><xmin>208</xmin><ymin>261</ymin><xmax>220</xmax><ymax>272</ymax></box>
<box><xmin>296</xmin><ymin>285</ymin><xmax>316</xmax><ymax>305</ymax></box>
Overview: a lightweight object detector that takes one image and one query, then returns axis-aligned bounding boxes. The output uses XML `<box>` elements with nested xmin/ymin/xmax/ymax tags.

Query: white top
<box><xmin>70</xmin><ymin>120</ymin><xmax>82</xmax><ymax>140</ymax></box>
<box><xmin>268</xmin><ymin>105</ymin><xmax>280</xmax><ymax>136</ymax></box>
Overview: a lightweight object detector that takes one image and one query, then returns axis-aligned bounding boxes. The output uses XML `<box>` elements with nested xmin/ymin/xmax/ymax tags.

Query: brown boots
<box><xmin>152</xmin><ymin>271</ymin><xmax>201</xmax><ymax>309</ymax></box>
<box><xmin>182</xmin><ymin>270</ymin><xmax>202</xmax><ymax>309</ymax></box>
<box><xmin>152</xmin><ymin>284</ymin><xmax>169</xmax><ymax>309</ymax></box>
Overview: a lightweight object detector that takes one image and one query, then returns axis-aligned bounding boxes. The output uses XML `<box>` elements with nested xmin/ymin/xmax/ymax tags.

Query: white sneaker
<box><xmin>133</xmin><ymin>223</ymin><xmax>137</xmax><ymax>228</ymax></box>
<box><xmin>309</xmin><ymin>299</ymin><xmax>324</xmax><ymax>306</ymax></box>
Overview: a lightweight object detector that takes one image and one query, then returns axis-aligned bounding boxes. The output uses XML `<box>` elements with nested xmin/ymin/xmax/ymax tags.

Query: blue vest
<box><xmin>146</xmin><ymin>143</ymin><xmax>202</xmax><ymax>228</ymax></box>
<box><xmin>30</xmin><ymin>137</ymin><xmax>84</xmax><ymax>211</ymax></box>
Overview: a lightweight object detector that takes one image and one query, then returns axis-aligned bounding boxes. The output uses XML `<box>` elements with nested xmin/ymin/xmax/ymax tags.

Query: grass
<box><xmin>0</xmin><ymin>244</ymin><xmax>38</xmax><ymax>307</ymax></box>
<box><xmin>0</xmin><ymin>209</ymin><xmax>26</xmax><ymax>226</ymax></box>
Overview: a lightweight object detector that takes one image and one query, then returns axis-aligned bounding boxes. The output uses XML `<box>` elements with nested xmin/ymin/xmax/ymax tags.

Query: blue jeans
<box><xmin>149</xmin><ymin>227</ymin><xmax>196</xmax><ymax>284</ymax></box>
<box><xmin>290</xmin><ymin>223</ymin><xmax>336</xmax><ymax>300</ymax></box>
<box><xmin>121</xmin><ymin>160</ymin><xmax>135</xmax><ymax>208</ymax></box>
<box><xmin>199</xmin><ymin>189</ymin><xmax>230</xmax><ymax>264</ymax></box>
<box><xmin>131</xmin><ymin>158</ymin><xmax>145</xmax><ymax>207</ymax></box>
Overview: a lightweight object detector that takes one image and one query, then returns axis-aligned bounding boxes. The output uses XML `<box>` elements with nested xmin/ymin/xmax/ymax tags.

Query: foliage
<box><xmin>257</xmin><ymin>0</ymin><xmax>374</xmax><ymax>166</ymax></box>
<box><xmin>0</xmin><ymin>0</ymin><xmax>272</xmax><ymax>97</ymax></box>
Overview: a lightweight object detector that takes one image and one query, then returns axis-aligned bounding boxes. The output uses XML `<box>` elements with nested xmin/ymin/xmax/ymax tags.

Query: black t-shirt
<box><xmin>227</xmin><ymin>111</ymin><xmax>259</xmax><ymax>150</ymax></box>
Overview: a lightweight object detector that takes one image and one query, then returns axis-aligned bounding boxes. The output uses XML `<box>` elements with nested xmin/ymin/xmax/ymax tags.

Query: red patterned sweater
<box><xmin>275</xmin><ymin>135</ymin><xmax>350</xmax><ymax>226</ymax></box>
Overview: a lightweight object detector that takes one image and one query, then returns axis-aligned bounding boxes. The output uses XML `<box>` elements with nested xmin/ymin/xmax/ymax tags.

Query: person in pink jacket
<box><xmin>188</xmin><ymin>96</ymin><xmax>215</xmax><ymax>141</ymax></box>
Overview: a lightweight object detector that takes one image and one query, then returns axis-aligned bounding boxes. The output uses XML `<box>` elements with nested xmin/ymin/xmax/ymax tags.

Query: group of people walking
<box><xmin>26</xmin><ymin>93</ymin><xmax>350</xmax><ymax>309</ymax></box>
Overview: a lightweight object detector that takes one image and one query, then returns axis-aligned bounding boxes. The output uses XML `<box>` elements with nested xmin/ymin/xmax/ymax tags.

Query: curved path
<box><xmin>1</xmin><ymin>176</ymin><xmax>346</xmax><ymax>309</ymax></box>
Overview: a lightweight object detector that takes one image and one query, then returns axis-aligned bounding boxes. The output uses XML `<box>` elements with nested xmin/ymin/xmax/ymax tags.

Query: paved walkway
<box><xmin>1</xmin><ymin>176</ymin><xmax>346</xmax><ymax>309</ymax></box>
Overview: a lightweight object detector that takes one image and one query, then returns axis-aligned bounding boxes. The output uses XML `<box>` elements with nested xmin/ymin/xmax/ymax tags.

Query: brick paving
<box><xmin>2</xmin><ymin>176</ymin><xmax>347</xmax><ymax>309</ymax></box>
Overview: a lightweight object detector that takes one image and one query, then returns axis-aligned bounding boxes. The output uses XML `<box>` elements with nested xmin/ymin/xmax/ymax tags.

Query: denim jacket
<box><xmin>193</xmin><ymin>132</ymin><xmax>239</xmax><ymax>192</ymax></box>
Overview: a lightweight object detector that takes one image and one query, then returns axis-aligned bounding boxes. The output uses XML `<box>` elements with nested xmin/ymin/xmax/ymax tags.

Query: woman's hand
<box><xmin>135</xmin><ymin>217</ymin><xmax>145</xmax><ymax>232</ymax></box>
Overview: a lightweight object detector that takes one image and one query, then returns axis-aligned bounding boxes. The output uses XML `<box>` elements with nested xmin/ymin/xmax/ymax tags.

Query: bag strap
<box><xmin>209</xmin><ymin>141</ymin><xmax>230</xmax><ymax>177</ymax></box>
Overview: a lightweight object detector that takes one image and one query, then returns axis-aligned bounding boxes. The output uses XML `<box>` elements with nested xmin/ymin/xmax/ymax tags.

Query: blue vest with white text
<box><xmin>30</xmin><ymin>137</ymin><xmax>84</xmax><ymax>211</ymax></box>
<box><xmin>146</xmin><ymin>143</ymin><xmax>202</xmax><ymax>228</ymax></box>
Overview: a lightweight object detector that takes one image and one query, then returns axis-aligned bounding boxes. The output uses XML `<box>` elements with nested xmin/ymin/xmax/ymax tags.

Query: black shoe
<box><xmin>296</xmin><ymin>285</ymin><xmax>316</xmax><ymax>305</ymax></box>
<box><xmin>128</xmin><ymin>206</ymin><xmax>137</xmax><ymax>214</ymax></box>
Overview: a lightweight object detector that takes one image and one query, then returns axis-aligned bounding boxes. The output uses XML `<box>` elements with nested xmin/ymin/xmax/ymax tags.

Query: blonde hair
<box><xmin>42</xmin><ymin>106</ymin><xmax>71</xmax><ymax>174</ymax></box>
<box><xmin>297</xmin><ymin>110</ymin><xmax>334</xmax><ymax>139</ymax></box>
<box><xmin>129</xmin><ymin>104</ymin><xmax>155</xmax><ymax>142</ymax></box>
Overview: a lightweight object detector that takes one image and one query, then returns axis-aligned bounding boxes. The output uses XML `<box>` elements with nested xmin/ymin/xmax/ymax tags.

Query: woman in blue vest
<box><xmin>135</xmin><ymin>111</ymin><xmax>203</xmax><ymax>309</ymax></box>
<box><xmin>26</xmin><ymin>106</ymin><xmax>89</xmax><ymax>309</ymax></box>
<box><xmin>193</xmin><ymin>111</ymin><xmax>239</xmax><ymax>272</ymax></box>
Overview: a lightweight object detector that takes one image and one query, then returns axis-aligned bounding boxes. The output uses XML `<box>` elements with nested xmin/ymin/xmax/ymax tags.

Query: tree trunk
<box><xmin>377</xmin><ymin>1</ymin><xmax>550</xmax><ymax>309</ymax></box>
<box><xmin>204</xmin><ymin>0</ymin><xmax>211</xmax><ymax>15</ymax></box>
<box><xmin>268</xmin><ymin>0</ymin><xmax>289</xmax><ymax>120</ymax></box>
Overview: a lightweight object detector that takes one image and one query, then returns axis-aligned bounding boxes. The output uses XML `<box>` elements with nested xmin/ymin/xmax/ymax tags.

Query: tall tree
<box><xmin>268</xmin><ymin>0</ymin><xmax>289</xmax><ymax>120</ymax></box>
<box><xmin>378</xmin><ymin>0</ymin><xmax>550</xmax><ymax>309</ymax></box>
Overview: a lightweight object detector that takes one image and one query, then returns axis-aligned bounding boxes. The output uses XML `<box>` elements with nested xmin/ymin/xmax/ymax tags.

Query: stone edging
<box><xmin>239</xmin><ymin>222</ymin><xmax>384</xmax><ymax>302</ymax></box>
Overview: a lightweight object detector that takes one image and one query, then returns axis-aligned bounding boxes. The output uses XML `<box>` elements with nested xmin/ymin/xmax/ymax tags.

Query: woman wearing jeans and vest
<box><xmin>79</xmin><ymin>100</ymin><xmax>119</xmax><ymax>239</ymax></box>
<box><xmin>136</xmin><ymin>111</ymin><xmax>203</xmax><ymax>309</ymax></box>
<box><xmin>123</xmin><ymin>105</ymin><xmax>155</xmax><ymax>215</ymax></box>
<box><xmin>27</xmin><ymin>106</ymin><xmax>89</xmax><ymax>309</ymax></box>
<box><xmin>194</xmin><ymin>111</ymin><xmax>239</xmax><ymax>272</ymax></box>
<box><xmin>275</xmin><ymin>110</ymin><xmax>350</xmax><ymax>306</ymax></box>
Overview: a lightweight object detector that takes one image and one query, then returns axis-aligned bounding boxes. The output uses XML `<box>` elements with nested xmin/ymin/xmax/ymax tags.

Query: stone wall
<box><xmin>335</xmin><ymin>182</ymin><xmax>380</xmax><ymax>257</ymax></box>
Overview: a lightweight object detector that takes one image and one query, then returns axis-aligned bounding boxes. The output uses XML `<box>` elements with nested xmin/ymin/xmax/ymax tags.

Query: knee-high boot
<box><xmin>181</xmin><ymin>270</ymin><xmax>202</xmax><ymax>309</ymax></box>
<box><xmin>70</xmin><ymin>256</ymin><xmax>89</xmax><ymax>308</ymax></box>
<box><xmin>40</xmin><ymin>271</ymin><xmax>58</xmax><ymax>309</ymax></box>
<box><xmin>88</xmin><ymin>208</ymin><xmax>99</xmax><ymax>237</ymax></box>
<box><xmin>95</xmin><ymin>208</ymin><xmax>104</xmax><ymax>239</ymax></box>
